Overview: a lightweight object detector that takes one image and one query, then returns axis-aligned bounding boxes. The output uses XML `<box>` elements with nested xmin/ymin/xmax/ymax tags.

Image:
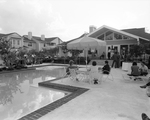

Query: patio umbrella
<box><xmin>67</xmin><ymin>36</ymin><xmax>106</xmax><ymax>67</ymax></box>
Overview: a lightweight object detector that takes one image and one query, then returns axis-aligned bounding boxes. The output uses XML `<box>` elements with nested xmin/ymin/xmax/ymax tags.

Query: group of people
<box><xmin>127</xmin><ymin>61</ymin><xmax>148</xmax><ymax>80</ymax></box>
<box><xmin>66</xmin><ymin>60</ymin><xmax>150</xmax><ymax>120</ymax></box>
<box><xmin>66</xmin><ymin>60</ymin><xmax>110</xmax><ymax>84</ymax></box>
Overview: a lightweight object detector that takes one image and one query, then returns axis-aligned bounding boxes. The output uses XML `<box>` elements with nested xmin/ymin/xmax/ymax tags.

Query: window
<box><xmin>123</xmin><ymin>35</ymin><xmax>129</xmax><ymax>39</ymax></box>
<box><xmin>28</xmin><ymin>42</ymin><xmax>32</xmax><ymax>46</ymax></box>
<box><xmin>97</xmin><ymin>34</ymin><xmax>104</xmax><ymax>40</ymax></box>
<box><xmin>18</xmin><ymin>40</ymin><xmax>20</xmax><ymax>45</ymax></box>
<box><xmin>13</xmin><ymin>39</ymin><xmax>15</xmax><ymax>44</ymax></box>
<box><xmin>114</xmin><ymin>33</ymin><xmax>122</xmax><ymax>39</ymax></box>
<box><xmin>105</xmin><ymin>31</ymin><xmax>113</xmax><ymax>40</ymax></box>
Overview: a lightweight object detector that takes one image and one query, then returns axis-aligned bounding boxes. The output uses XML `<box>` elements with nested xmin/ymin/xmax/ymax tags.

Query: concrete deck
<box><xmin>36</xmin><ymin>66</ymin><xmax>150</xmax><ymax>120</ymax></box>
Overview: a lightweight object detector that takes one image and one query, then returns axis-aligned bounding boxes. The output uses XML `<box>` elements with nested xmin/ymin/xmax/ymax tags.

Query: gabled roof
<box><xmin>5</xmin><ymin>32</ymin><xmax>22</xmax><ymax>37</ymax></box>
<box><xmin>121</xmin><ymin>28</ymin><xmax>150</xmax><ymax>40</ymax></box>
<box><xmin>32</xmin><ymin>36</ymin><xmax>45</xmax><ymax>43</ymax></box>
<box><xmin>0</xmin><ymin>33</ymin><xmax>5</xmax><ymax>38</ymax></box>
<box><xmin>23</xmin><ymin>35</ymin><xmax>62</xmax><ymax>43</ymax></box>
<box><xmin>88</xmin><ymin>25</ymin><xmax>150</xmax><ymax>41</ymax></box>
<box><xmin>23</xmin><ymin>35</ymin><xmax>45</xmax><ymax>43</ymax></box>
<box><xmin>45</xmin><ymin>37</ymin><xmax>58</xmax><ymax>42</ymax></box>
<box><xmin>59</xmin><ymin>33</ymin><xmax>88</xmax><ymax>46</ymax></box>
<box><xmin>0</xmin><ymin>32</ymin><xmax>22</xmax><ymax>38</ymax></box>
<box><xmin>23</xmin><ymin>35</ymin><xmax>36</xmax><ymax>43</ymax></box>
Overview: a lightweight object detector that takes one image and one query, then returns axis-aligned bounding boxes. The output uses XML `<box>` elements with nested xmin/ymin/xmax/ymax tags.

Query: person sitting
<box><xmin>88</xmin><ymin>61</ymin><xmax>101</xmax><ymax>84</ymax></box>
<box><xmin>66</xmin><ymin>60</ymin><xmax>78</xmax><ymax>75</ymax></box>
<box><xmin>100</xmin><ymin>52</ymin><xmax>105</xmax><ymax>59</ymax></box>
<box><xmin>127</xmin><ymin>62</ymin><xmax>140</xmax><ymax>80</ymax></box>
<box><xmin>65</xmin><ymin>60</ymin><xmax>79</xmax><ymax>81</ymax></box>
<box><xmin>102</xmin><ymin>60</ymin><xmax>110</xmax><ymax>74</ymax></box>
<box><xmin>139</xmin><ymin>61</ymin><xmax>148</xmax><ymax>76</ymax></box>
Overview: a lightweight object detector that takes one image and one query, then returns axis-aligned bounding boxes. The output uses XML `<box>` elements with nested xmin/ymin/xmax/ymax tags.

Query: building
<box><xmin>0</xmin><ymin>32</ymin><xmax>63</xmax><ymax>52</ymax></box>
<box><xmin>0</xmin><ymin>32</ymin><xmax>23</xmax><ymax>49</ymax></box>
<box><xmin>62</xmin><ymin>25</ymin><xmax>150</xmax><ymax>58</ymax></box>
<box><xmin>87</xmin><ymin>25</ymin><xmax>150</xmax><ymax>57</ymax></box>
<box><xmin>23</xmin><ymin>32</ymin><xmax>63</xmax><ymax>51</ymax></box>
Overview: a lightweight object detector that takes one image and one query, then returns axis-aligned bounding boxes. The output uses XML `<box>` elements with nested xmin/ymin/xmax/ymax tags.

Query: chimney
<box><xmin>28</xmin><ymin>32</ymin><xmax>32</xmax><ymax>40</ymax></box>
<box><xmin>89</xmin><ymin>25</ymin><xmax>96</xmax><ymax>33</ymax></box>
<box><xmin>41</xmin><ymin>35</ymin><xmax>45</xmax><ymax>40</ymax></box>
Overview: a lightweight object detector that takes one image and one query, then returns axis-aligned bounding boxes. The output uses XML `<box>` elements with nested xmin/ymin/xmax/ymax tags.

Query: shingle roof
<box><xmin>121</xmin><ymin>28</ymin><xmax>150</xmax><ymax>40</ymax></box>
<box><xmin>32</xmin><ymin>36</ymin><xmax>44</xmax><ymax>42</ymax></box>
<box><xmin>0</xmin><ymin>32</ymin><xmax>22</xmax><ymax>38</ymax></box>
<box><xmin>23</xmin><ymin>35</ymin><xmax>45</xmax><ymax>43</ymax></box>
<box><xmin>0</xmin><ymin>33</ymin><xmax>5</xmax><ymax>38</ymax></box>
<box><xmin>23</xmin><ymin>36</ymin><xmax>36</xmax><ymax>43</ymax></box>
<box><xmin>45</xmin><ymin>37</ymin><xmax>58</xmax><ymax>42</ymax></box>
<box><xmin>23</xmin><ymin>35</ymin><xmax>62</xmax><ymax>43</ymax></box>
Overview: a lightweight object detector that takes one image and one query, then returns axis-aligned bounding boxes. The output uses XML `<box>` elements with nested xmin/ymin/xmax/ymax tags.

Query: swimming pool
<box><xmin>0</xmin><ymin>66</ymin><xmax>66</xmax><ymax>120</ymax></box>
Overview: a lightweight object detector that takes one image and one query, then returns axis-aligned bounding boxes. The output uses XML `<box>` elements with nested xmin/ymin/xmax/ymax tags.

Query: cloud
<box><xmin>0</xmin><ymin>0</ymin><xmax>85</xmax><ymax>41</ymax></box>
<box><xmin>0</xmin><ymin>0</ymin><xmax>58</xmax><ymax>36</ymax></box>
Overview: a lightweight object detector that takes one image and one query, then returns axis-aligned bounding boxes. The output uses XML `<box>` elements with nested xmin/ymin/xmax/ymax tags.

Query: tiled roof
<box><xmin>121</xmin><ymin>28</ymin><xmax>150</xmax><ymax>40</ymax></box>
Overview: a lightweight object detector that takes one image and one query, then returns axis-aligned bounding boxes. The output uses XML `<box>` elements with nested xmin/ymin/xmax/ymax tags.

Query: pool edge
<box><xmin>18</xmin><ymin>77</ymin><xmax>89</xmax><ymax>120</ymax></box>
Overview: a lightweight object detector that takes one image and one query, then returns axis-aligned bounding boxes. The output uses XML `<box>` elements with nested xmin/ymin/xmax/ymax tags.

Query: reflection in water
<box><xmin>0</xmin><ymin>67</ymin><xmax>65</xmax><ymax>120</ymax></box>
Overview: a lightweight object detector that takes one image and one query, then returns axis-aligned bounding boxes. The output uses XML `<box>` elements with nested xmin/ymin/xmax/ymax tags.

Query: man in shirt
<box><xmin>102</xmin><ymin>60</ymin><xmax>110</xmax><ymax>74</ymax></box>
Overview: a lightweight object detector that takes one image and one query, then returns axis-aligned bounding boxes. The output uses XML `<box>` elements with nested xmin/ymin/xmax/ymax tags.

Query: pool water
<box><xmin>0</xmin><ymin>66</ymin><xmax>66</xmax><ymax>120</ymax></box>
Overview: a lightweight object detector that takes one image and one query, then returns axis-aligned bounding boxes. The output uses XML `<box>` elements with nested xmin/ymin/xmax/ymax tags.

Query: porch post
<box><xmin>137</xmin><ymin>38</ymin><xmax>140</xmax><ymax>45</ymax></box>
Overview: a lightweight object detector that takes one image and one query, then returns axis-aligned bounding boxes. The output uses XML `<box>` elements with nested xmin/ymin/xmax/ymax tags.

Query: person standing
<box><xmin>139</xmin><ymin>61</ymin><xmax>148</xmax><ymax>76</ymax></box>
<box><xmin>116</xmin><ymin>52</ymin><xmax>120</xmax><ymax>68</ymax></box>
<box><xmin>111</xmin><ymin>52</ymin><xmax>118</xmax><ymax>68</ymax></box>
<box><xmin>107</xmin><ymin>47</ymin><xmax>111</xmax><ymax>60</ymax></box>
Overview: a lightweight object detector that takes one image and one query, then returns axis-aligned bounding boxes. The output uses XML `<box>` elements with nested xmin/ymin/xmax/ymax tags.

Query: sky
<box><xmin>0</xmin><ymin>0</ymin><xmax>150</xmax><ymax>41</ymax></box>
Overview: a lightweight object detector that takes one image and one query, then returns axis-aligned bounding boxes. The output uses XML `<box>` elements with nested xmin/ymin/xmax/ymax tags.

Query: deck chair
<box><xmin>63</xmin><ymin>68</ymin><xmax>77</xmax><ymax>81</ymax></box>
<box><xmin>101</xmin><ymin>67</ymin><xmax>114</xmax><ymax>81</ymax></box>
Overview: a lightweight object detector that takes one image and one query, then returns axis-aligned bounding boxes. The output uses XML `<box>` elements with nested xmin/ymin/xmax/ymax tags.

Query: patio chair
<box><xmin>65</xmin><ymin>68</ymin><xmax>87</xmax><ymax>82</ymax></box>
<box><xmin>67</xmin><ymin>68</ymin><xmax>78</xmax><ymax>81</ymax></box>
<box><xmin>88</xmin><ymin>66</ymin><xmax>103</xmax><ymax>84</ymax></box>
<box><xmin>101</xmin><ymin>67</ymin><xmax>114</xmax><ymax>81</ymax></box>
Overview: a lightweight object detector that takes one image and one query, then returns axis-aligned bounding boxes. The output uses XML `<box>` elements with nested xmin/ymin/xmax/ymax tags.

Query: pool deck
<box><xmin>22</xmin><ymin>63</ymin><xmax>150</xmax><ymax>120</ymax></box>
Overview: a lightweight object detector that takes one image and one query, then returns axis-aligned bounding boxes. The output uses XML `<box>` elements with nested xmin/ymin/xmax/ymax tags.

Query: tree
<box><xmin>129</xmin><ymin>44</ymin><xmax>144</xmax><ymax>57</ymax></box>
<box><xmin>0</xmin><ymin>38</ymin><xmax>17</xmax><ymax>68</ymax></box>
<box><xmin>0</xmin><ymin>37</ymin><xmax>12</xmax><ymax>55</ymax></box>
